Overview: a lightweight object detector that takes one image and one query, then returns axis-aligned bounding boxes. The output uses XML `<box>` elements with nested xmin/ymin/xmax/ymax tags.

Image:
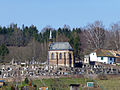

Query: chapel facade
<box><xmin>48</xmin><ymin>42</ymin><xmax>74</xmax><ymax>67</ymax></box>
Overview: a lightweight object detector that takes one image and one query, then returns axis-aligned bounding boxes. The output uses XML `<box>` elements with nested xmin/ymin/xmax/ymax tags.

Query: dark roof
<box><xmin>49</xmin><ymin>42</ymin><xmax>73</xmax><ymax>50</ymax></box>
<box><xmin>94</xmin><ymin>49</ymin><xmax>114</xmax><ymax>57</ymax></box>
<box><xmin>69</xmin><ymin>84</ymin><xmax>80</xmax><ymax>86</ymax></box>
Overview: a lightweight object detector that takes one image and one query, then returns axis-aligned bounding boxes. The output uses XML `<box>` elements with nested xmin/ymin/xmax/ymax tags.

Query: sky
<box><xmin>0</xmin><ymin>0</ymin><xmax>120</xmax><ymax>31</ymax></box>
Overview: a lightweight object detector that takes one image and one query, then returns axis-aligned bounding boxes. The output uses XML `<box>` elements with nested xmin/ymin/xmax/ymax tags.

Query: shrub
<box><xmin>25</xmin><ymin>77</ymin><xmax>29</xmax><ymax>84</ymax></box>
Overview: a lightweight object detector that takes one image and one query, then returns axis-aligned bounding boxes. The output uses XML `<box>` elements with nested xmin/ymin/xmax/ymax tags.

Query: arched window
<box><xmin>51</xmin><ymin>53</ymin><xmax>54</xmax><ymax>60</ymax></box>
<box><xmin>59</xmin><ymin>53</ymin><xmax>62</xmax><ymax>59</ymax></box>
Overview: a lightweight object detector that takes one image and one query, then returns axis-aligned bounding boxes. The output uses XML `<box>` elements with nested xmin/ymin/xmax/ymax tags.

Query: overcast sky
<box><xmin>0</xmin><ymin>0</ymin><xmax>120</xmax><ymax>31</ymax></box>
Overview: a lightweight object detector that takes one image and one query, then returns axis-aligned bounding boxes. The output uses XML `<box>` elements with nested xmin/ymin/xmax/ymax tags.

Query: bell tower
<box><xmin>48</xmin><ymin>30</ymin><xmax>53</xmax><ymax>66</ymax></box>
<box><xmin>49</xmin><ymin>30</ymin><xmax>53</xmax><ymax>44</ymax></box>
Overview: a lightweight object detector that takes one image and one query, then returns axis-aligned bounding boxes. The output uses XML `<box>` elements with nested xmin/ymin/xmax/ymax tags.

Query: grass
<box><xmin>33</xmin><ymin>77</ymin><xmax>91</xmax><ymax>90</ymax></box>
<box><xmin>33</xmin><ymin>76</ymin><xmax>120</xmax><ymax>90</ymax></box>
<box><xmin>1</xmin><ymin>76</ymin><xmax>120</xmax><ymax>90</ymax></box>
<box><xmin>97</xmin><ymin>76</ymin><xmax>120</xmax><ymax>90</ymax></box>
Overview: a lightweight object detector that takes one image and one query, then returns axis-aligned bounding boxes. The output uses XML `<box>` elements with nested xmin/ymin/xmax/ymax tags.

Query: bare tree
<box><xmin>108</xmin><ymin>22</ymin><xmax>120</xmax><ymax>50</ymax></box>
<box><xmin>84</xmin><ymin>21</ymin><xmax>105</xmax><ymax>49</ymax></box>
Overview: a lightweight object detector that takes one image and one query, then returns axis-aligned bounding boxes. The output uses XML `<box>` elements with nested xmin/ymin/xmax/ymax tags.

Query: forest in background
<box><xmin>0</xmin><ymin>21</ymin><xmax>120</xmax><ymax>63</ymax></box>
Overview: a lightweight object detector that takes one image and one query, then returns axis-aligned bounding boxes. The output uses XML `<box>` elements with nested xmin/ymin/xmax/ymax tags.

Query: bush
<box><xmin>25</xmin><ymin>77</ymin><xmax>29</xmax><ymax>84</ymax></box>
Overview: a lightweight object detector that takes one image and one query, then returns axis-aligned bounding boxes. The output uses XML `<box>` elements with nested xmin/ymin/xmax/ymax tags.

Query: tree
<box><xmin>69</xmin><ymin>30</ymin><xmax>82</xmax><ymax>59</ymax></box>
<box><xmin>0</xmin><ymin>44</ymin><xmax>9</xmax><ymax>59</ymax></box>
<box><xmin>84</xmin><ymin>21</ymin><xmax>105</xmax><ymax>49</ymax></box>
<box><xmin>109</xmin><ymin>22</ymin><xmax>120</xmax><ymax>50</ymax></box>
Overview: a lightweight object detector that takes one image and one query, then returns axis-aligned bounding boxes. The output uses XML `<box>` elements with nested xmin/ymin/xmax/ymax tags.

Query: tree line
<box><xmin>0</xmin><ymin>21</ymin><xmax>120</xmax><ymax>62</ymax></box>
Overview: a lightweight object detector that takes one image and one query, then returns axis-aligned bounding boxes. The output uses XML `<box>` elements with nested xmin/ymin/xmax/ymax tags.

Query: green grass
<box><xmin>33</xmin><ymin>76</ymin><xmax>120</xmax><ymax>90</ymax></box>
<box><xmin>33</xmin><ymin>77</ymin><xmax>90</xmax><ymax>90</ymax></box>
<box><xmin>97</xmin><ymin>76</ymin><xmax>120</xmax><ymax>90</ymax></box>
<box><xmin>2</xmin><ymin>76</ymin><xmax>120</xmax><ymax>90</ymax></box>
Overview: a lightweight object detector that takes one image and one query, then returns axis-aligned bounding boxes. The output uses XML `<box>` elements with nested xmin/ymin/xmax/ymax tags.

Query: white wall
<box><xmin>84</xmin><ymin>55</ymin><xmax>90</xmax><ymax>64</ymax></box>
<box><xmin>89</xmin><ymin>52</ymin><xmax>97</xmax><ymax>62</ymax></box>
<box><xmin>97</xmin><ymin>57</ymin><xmax>115</xmax><ymax>64</ymax></box>
<box><xmin>84</xmin><ymin>57</ymin><xmax>89</xmax><ymax>64</ymax></box>
<box><xmin>89</xmin><ymin>52</ymin><xmax>115</xmax><ymax>64</ymax></box>
<box><xmin>97</xmin><ymin>57</ymin><xmax>108</xmax><ymax>64</ymax></box>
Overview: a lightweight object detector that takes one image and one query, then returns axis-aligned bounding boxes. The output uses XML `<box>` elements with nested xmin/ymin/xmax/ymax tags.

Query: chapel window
<box><xmin>51</xmin><ymin>53</ymin><xmax>54</xmax><ymax>60</ymax></box>
<box><xmin>60</xmin><ymin>53</ymin><xmax>62</xmax><ymax>59</ymax></box>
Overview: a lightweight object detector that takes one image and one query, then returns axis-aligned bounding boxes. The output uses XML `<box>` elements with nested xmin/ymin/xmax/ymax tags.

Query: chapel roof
<box><xmin>49</xmin><ymin>42</ymin><xmax>73</xmax><ymax>50</ymax></box>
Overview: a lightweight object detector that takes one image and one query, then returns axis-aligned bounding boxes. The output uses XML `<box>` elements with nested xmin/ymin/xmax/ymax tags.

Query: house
<box><xmin>48</xmin><ymin>42</ymin><xmax>74</xmax><ymax>67</ymax></box>
<box><xmin>109</xmin><ymin>50</ymin><xmax>120</xmax><ymax>65</ymax></box>
<box><xmin>85</xmin><ymin>49</ymin><xmax>117</xmax><ymax>64</ymax></box>
<box><xmin>90</xmin><ymin>49</ymin><xmax>115</xmax><ymax>64</ymax></box>
<box><xmin>84</xmin><ymin>55</ymin><xmax>90</xmax><ymax>64</ymax></box>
